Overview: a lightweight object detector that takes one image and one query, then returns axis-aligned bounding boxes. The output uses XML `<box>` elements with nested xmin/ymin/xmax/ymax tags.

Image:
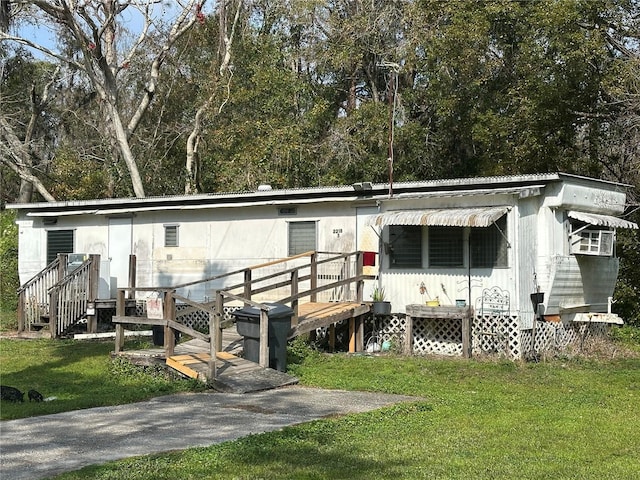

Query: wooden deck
<box><xmin>291</xmin><ymin>302</ymin><xmax>371</xmax><ymax>337</ymax></box>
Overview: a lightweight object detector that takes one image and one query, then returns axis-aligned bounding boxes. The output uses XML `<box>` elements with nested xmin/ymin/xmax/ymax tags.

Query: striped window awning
<box><xmin>567</xmin><ymin>211</ymin><xmax>638</xmax><ymax>230</ymax></box>
<box><xmin>366</xmin><ymin>206</ymin><xmax>510</xmax><ymax>228</ymax></box>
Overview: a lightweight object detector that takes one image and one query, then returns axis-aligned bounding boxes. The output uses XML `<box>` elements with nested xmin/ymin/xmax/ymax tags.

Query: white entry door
<box><xmin>108</xmin><ymin>217</ymin><xmax>133</xmax><ymax>297</ymax></box>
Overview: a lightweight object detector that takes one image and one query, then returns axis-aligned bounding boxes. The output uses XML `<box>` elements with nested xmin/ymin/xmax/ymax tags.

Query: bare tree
<box><xmin>0</xmin><ymin>0</ymin><xmax>207</xmax><ymax>199</ymax></box>
<box><xmin>185</xmin><ymin>0</ymin><xmax>242</xmax><ymax>194</ymax></box>
<box><xmin>0</xmin><ymin>66</ymin><xmax>59</xmax><ymax>202</ymax></box>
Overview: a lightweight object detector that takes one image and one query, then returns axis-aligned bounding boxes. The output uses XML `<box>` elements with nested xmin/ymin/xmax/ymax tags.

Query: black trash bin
<box><xmin>151</xmin><ymin>325</ymin><xmax>180</xmax><ymax>346</ymax></box>
<box><xmin>233</xmin><ymin>303</ymin><xmax>294</xmax><ymax>372</ymax></box>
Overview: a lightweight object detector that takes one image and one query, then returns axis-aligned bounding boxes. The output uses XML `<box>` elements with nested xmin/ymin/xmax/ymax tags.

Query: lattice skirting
<box><xmin>473</xmin><ymin>314</ymin><xmax>522</xmax><ymax>359</ymax></box>
<box><xmin>520</xmin><ymin>320</ymin><xmax>611</xmax><ymax>355</ymax></box>
<box><xmin>370</xmin><ymin>314</ymin><xmax>612</xmax><ymax>360</ymax></box>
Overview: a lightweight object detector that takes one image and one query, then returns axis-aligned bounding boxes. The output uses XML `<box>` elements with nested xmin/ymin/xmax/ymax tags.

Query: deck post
<box><xmin>355</xmin><ymin>251</ymin><xmax>364</xmax><ymax>303</ymax></box>
<box><xmin>356</xmin><ymin>316</ymin><xmax>364</xmax><ymax>351</ymax></box>
<box><xmin>17</xmin><ymin>290</ymin><xmax>25</xmax><ymax>332</ymax></box>
<box><xmin>329</xmin><ymin>324</ymin><xmax>335</xmax><ymax>352</ymax></box>
<box><xmin>243</xmin><ymin>269</ymin><xmax>252</xmax><ymax>306</ymax></box>
<box><xmin>114</xmin><ymin>289</ymin><xmax>126</xmax><ymax>353</ymax></box>
<box><xmin>291</xmin><ymin>270</ymin><xmax>299</xmax><ymax>325</ymax></box>
<box><xmin>214</xmin><ymin>290</ymin><xmax>223</xmax><ymax>353</ymax></box>
<box><xmin>462</xmin><ymin>309</ymin><xmax>472</xmax><ymax>359</ymax></box>
<box><xmin>164</xmin><ymin>291</ymin><xmax>176</xmax><ymax>357</ymax></box>
<box><xmin>310</xmin><ymin>252</ymin><xmax>318</xmax><ymax>302</ymax></box>
<box><xmin>259</xmin><ymin>308</ymin><xmax>269</xmax><ymax>368</ymax></box>
<box><xmin>49</xmin><ymin>289</ymin><xmax>58</xmax><ymax>339</ymax></box>
<box><xmin>87</xmin><ymin>254</ymin><xmax>100</xmax><ymax>333</ymax></box>
<box><xmin>208</xmin><ymin>302</ymin><xmax>217</xmax><ymax>382</ymax></box>
<box><xmin>128</xmin><ymin>255</ymin><xmax>137</xmax><ymax>299</ymax></box>
<box><xmin>404</xmin><ymin>314</ymin><xmax>414</xmax><ymax>355</ymax></box>
<box><xmin>349</xmin><ymin>317</ymin><xmax>356</xmax><ymax>353</ymax></box>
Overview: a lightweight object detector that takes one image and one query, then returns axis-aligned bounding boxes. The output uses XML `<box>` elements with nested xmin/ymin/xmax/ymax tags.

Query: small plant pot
<box><xmin>372</xmin><ymin>301</ymin><xmax>392</xmax><ymax>316</ymax></box>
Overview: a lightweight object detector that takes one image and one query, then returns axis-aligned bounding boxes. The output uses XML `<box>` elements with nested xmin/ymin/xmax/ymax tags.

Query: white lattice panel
<box><xmin>472</xmin><ymin>314</ymin><xmax>521</xmax><ymax>359</ymax></box>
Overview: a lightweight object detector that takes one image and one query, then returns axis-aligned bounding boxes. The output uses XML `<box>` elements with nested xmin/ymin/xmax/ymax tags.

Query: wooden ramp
<box><xmin>167</xmin><ymin>347</ymin><xmax>299</xmax><ymax>394</ymax></box>
<box><xmin>290</xmin><ymin>302</ymin><xmax>370</xmax><ymax>338</ymax></box>
<box><xmin>114</xmin><ymin>334</ymin><xmax>298</xmax><ymax>394</ymax></box>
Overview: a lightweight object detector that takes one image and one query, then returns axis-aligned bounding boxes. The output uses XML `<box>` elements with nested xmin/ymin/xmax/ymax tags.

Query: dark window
<box><xmin>164</xmin><ymin>225</ymin><xmax>179</xmax><ymax>247</ymax></box>
<box><xmin>288</xmin><ymin>221</ymin><xmax>316</xmax><ymax>255</ymax></box>
<box><xmin>389</xmin><ymin>225</ymin><xmax>422</xmax><ymax>268</ymax></box>
<box><xmin>470</xmin><ymin>216</ymin><xmax>508</xmax><ymax>267</ymax></box>
<box><xmin>47</xmin><ymin>230</ymin><xmax>74</xmax><ymax>264</ymax></box>
<box><xmin>429</xmin><ymin>226</ymin><xmax>464</xmax><ymax>267</ymax></box>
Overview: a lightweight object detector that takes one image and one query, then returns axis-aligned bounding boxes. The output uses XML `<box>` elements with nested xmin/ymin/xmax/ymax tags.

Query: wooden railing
<box><xmin>113</xmin><ymin>251</ymin><xmax>373</xmax><ymax>379</ymax></box>
<box><xmin>17</xmin><ymin>254</ymin><xmax>100</xmax><ymax>337</ymax></box>
<box><xmin>49</xmin><ymin>255</ymin><xmax>100</xmax><ymax>338</ymax></box>
<box><xmin>17</xmin><ymin>256</ymin><xmax>63</xmax><ymax>332</ymax></box>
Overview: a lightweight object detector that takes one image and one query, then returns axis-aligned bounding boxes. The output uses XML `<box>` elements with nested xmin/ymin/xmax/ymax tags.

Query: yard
<box><xmin>1</xmin><ymin>326</ymin><xmax>639</xmax><ymax>479</ymax></box>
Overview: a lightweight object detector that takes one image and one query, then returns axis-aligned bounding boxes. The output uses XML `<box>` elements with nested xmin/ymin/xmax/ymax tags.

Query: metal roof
<box><xmin>568</xmin><ymin>211</ymin><xmax>638</xmax><ymax>229</ymax></box>
<box><xmin>366</xmin><ymin>206</ymin><xmax>510</xmax><ymax>228</ymax></box>
<box><xmin>5</xmin><ymin>172</ymin><xmax>631</xmax><ymax>215</ymax></box>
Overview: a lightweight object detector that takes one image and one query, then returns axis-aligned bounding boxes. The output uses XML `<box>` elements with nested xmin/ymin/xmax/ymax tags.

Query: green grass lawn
<box><xmin>0</xmin><ymin>337</ymin><xmax>204</xmax><ymax>419</ymax></box>
<box><xmin>2</xmin><ymin>329</ymin><xmax>639</xmax><ymax>479</ymax></box>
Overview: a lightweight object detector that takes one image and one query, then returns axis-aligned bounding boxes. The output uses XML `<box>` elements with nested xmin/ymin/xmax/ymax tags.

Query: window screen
<box><xmin>164</xmin><ymin>225</ymin><xmax>179</xmax><ymax>247</ymax></box>
<box><xmin>470</xmin><ymin>215</ymin><xmax>508</xmax><ymax>267</ymax></box>
<box><xmin>47</xmin><ymin>230</ymin><xmax>74</xmax><ymax>264</ymax></box>
<box><xmin>288</xmin><ymin>221</ymin><xmax>316</xmax><ymax>255</ymax></box>
<box><xmin>428</xmin><ymin>226</ymin><xmax>464</xmax><ymax>267</ymax></box>
<box><xmin>389</xmin><ymin>225</ymin><xmax>422</xmax><ymax>268</ymax></box>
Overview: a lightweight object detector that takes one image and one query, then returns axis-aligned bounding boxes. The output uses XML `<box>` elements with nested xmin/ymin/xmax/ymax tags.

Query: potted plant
<box><xmin>371</xmin><ymin>286</ymin><xmax>392</xmax><ymax>316</ymax></box>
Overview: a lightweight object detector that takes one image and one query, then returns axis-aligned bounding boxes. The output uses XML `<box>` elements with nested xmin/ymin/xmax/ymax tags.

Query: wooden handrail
<box><xmin>17</xmin><ymin>257</ymin><xmax>61</xmax><ymax>294</ymax></box>
<box><xmin>114</xmin><ymin>250</ymin><xmax>371</xmax><ymax>373</ymax></box>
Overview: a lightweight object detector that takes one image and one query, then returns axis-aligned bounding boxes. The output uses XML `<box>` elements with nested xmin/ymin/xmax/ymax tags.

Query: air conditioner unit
<box><xmin>570</xmin><ymin>230</ymin><xmax>614</xmax><ymax>256</ymax></box>
<box><xmin>67</xmin><ymin>253</ymin><xmax>89</xmax><ymax>272</ymax></box>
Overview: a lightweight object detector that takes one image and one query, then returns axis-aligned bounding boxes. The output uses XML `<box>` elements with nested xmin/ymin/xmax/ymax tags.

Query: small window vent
<box><xmin>570</xmin><ymin>230</ymin><xmax>614</xmax><ymax>256</ymax></box>
<box><xmin>278</xmin><ymin>207</ymin><xmax>297</xmax><ymax>216</ymax></box>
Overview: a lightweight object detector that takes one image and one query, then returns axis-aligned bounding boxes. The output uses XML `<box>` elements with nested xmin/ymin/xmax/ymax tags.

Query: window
<box><xmin>389</xmin><ymin>225</ymin><xmax>423</xmax><ymax>268</ymax></box>
<box><xmin>288</xmin><ymin>221</ymin><xmax>316</xmax><ymax>255</ymax></box>
<box><xmin>470</xmin><ymin>215</ymin><xmax>508</xmax><ymax>267</ymax></box>
<box><xmin>428</xmin><ymin>226</ymin><xmax>464</xmax><ymax>267</ymax></box>
<box><xmin>164</xmin><ymin>225</ymin><xmax>179</xmax><ymax>247</ymax></box>
<box><xmin>47</xmin><ymin>230</ymin><xmax>74</xmax><ymax>264</ymax></box>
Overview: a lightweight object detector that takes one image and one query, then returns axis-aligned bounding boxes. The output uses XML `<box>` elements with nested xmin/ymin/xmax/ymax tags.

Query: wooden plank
<box><xmin>74</xmin><ymin>330</ymin><xmax>152</xmax><ymax>340</ymax></box>
<box><xmin>405</xmin><ymin>305</ymin><xmax>472</xmax><ymax>319</ymax></box>
<box><xmin>166</xmin><ymin>357</ymin><xmax>201</xmax><ymax>380</ymax></box>
<box><xmin>404</xmin><ymin>314</ymin><xmax>414</xmax><ymax>355</ymax></box>
<box><xmin>462</xmin><ymin>313</ymin><xmax>472</xmax><ymax>358</ymax></box>
<box><xmin>166</xmin><ymin>319</ymin><xmax>210</xmax><ymax>343</ymax></box>
<box><xmin>112</xmin><ymin>315</ymin><xmax>166</xmax><ymax>326</ymax></box>
<box><xmin>349</xmin><ymin>317</ymin><xmax>356</xmax><ymax>353</ymax></box>
<box><xmin>259</xmin><ymin>309</ymin><xmax>269</xmax><ymax>368</ymax></box>
<box><xmin>290</xmin><ymin>302</ymin><xmax>370</xmax><ymax>338</ymax></box>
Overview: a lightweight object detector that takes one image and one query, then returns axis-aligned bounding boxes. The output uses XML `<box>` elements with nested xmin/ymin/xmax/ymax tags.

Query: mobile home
<box><xmin>9</xmin><ymin>173</ymin><xmax>637</xmax><ymax>358</ymax></box>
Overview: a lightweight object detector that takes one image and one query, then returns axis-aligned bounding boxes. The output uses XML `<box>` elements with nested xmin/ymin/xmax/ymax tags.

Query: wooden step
<box><xmin>30</xmin><ymin>322</ymin><xmax>50</xmax><ymax>331</ymax></box>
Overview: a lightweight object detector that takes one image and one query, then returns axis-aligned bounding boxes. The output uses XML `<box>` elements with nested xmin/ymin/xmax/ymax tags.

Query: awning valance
<box><xmin>567</xmin><ymin>211</ymin><xmax>638</xmax><ymax>230</ymax></box>
<box><xmin>366</xmin><ymin>206</ymin><xmax>509</xmax><ymax>228</ymax></box>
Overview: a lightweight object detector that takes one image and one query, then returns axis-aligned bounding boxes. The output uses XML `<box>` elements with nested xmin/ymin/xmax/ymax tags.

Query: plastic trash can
<box><xmin>151</xmin><ymin>325</ymin><xmax>180</xmax><ymax>346</ymax></box>
<box><xmin>233</xmin><ymin>303</ymin><xmax>294</xmax><ymax>372</ymax></box>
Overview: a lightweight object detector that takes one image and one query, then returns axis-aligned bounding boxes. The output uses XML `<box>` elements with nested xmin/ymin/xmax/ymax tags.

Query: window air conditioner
<box><xmin>570</xmin><ymin>230</ymin><xmax>614</xmax><ymax>256</ymax></box>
